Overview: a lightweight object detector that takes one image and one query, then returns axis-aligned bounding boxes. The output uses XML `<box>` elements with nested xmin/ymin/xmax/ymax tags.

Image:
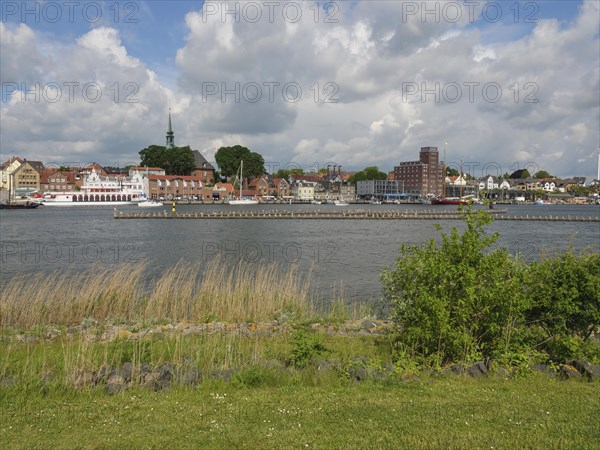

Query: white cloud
<box><xmin>1</xmin><ymin>1</ymin><xmax>598</xmax><ymax>180</ymax></box>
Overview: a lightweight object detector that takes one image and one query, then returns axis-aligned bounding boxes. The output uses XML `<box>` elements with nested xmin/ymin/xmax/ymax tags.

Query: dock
<box><xmin>113</xmin><ymin>209</ymin><xmax>600</xmax><ymax>222</ymax></box>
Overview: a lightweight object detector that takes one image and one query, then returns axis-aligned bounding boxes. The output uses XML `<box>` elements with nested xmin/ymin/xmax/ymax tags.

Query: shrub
<box><xmin>381</xmin><ymin>206</ymin><xmax>530</xmax><ymax>365</ymax></box>
<box><xmin>382</xmin><ymin>205</ymin><xmax>600</xmax><ymax>366</ymax></box>
<box><xmin>290</xmin><ymin>329</ymin><xmax>328</xmax><ymax>368</ymax></box>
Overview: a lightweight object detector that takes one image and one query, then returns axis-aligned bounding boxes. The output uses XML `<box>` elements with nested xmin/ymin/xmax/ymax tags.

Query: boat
<box><xmin>311</xmin><ymin>200</ymin><xmax>322</xmax><ymax>205</ymax></box>
<box><xmin>334</xmin><ymin>200</ymin><xmax>349</xmax><ymax>206</ymax></box>
<box><xmin>138</xmin><ymin>198</ymin><xmax>163</xmax><ymax>207</ymax></box>
<box><xmin>534</xmin><ymin>200</ymin><xmax>547</xmax><ymax>205</ymax></box>
<box><xmin>229</xmin><ymin>160</ymin><xmax>258</xmax><ymax>205</ymax></box>
<box><xmin>0</xmin><ymin>201</ymin><xmax>41</xmax><ymax>209</ymax></box>
<box><xmin>42</xmin><ymin>169</ymin><xmax>146</xmax><ymax>206</ymax></box>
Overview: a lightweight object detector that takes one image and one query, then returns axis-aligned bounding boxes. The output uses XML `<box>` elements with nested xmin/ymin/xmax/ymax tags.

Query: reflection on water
<box><xmin>1</xmin><ymin>204</ymin><xmax>598</xmax><ymax>301</ymax></box>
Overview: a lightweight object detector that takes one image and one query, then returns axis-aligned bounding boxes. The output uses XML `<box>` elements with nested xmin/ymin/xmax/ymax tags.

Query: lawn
<box><xmin>2</xmin><ymin>378</ymin><xmax>599</xmax><ymax>449</ymax></box>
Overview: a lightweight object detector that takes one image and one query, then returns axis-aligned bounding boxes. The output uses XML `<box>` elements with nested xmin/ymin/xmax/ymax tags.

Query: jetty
<box><xmin>113</xmin><ymin>209</ymin><xmax>600</xmax><ymax>222</ymax></box>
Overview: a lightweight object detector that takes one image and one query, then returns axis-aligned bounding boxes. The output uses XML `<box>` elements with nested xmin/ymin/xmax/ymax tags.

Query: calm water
<box><xmin>1</xmin><ymin>203</ymin><xmax>598</xmax><ymax>301</ymax></box>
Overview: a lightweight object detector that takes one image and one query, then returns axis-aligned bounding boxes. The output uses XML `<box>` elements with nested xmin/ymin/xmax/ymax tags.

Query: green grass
<box><xmin>2</xmin><ymin>379</ymin><xmax>599</xmax><ymax>449</ymax></box>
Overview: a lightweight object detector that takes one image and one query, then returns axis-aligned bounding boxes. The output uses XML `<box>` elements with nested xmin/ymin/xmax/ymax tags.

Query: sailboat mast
<box><xmin>459</xmin><ymin>160</ymin><xmax>463</xmax><ymax>199</ymax></box>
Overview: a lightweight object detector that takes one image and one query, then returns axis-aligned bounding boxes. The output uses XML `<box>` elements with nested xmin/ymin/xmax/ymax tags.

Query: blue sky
<box><xmin>1</xmin><ymin>1</ymin><xmax>599</xmax><ymax>179</ymax></box>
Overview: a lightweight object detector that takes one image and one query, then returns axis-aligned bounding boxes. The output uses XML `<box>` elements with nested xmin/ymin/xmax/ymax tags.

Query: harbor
<box><xmin>113</xmin><ymin>208</ymin><xmax>600</xmax><ymax>222</ymax></box>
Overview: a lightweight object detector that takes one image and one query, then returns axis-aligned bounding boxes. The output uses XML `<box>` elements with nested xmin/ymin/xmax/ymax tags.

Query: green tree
<box><xmin>139</xmin><ymin>145</ymin><xmax>195</xmax><ymax>175</ymax></box>
<box><xmin>510</xmin><ymin>169</ymin><xmax>531</xmax><ymax>179</ymax></box>
<box><xmin>139</xmin><ymin>145</ymin><xmax>167</xmax><ymax>169</ymax></box>
<box><xmin>274</xmin><ymin>168</ymin><xmax>304</xmax><ymax>179</ymax></box>
<box><xmin>534</xmin><ymin>170</ymin><xmax>553</xmax><ymax>179</ymax></box>
<box><xmin>215</xmin><ymin>145</ymin><xmax>265</xmax><ymax>178</ymax></box>
<box><xmin>445</xmin><ymin>167</ymin><xmax>459</xmax><ymax>177</ymax></box>
<box><xmin>348</xmin><ymin>166</ymin><xmax>387</xmax><ymax>184</ymax></box>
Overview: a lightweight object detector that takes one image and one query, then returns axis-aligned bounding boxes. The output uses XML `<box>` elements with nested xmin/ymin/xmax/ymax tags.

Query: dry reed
<box><xmin>0</xmin><ymin>256</ymin><xmax>316</xmax><ymax>328</ymax></box>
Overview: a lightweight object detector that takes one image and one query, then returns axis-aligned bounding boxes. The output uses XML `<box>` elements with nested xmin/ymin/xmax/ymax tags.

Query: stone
<box><xmin>105</xmin><ymin>374</ymin><xmax>126</xmax><ymax>394</ymax></box>
<box><xmin>349</xmin><ymin>365</ymin><xmax>368</xmax><ymax>382</ymax></box>
<box><xmin>441</xmin><ymin>365</ymin><xmax>465</xmax><ymax>377</ymax></box>
<box><xmin>212</xmin><ymin>369</ymin><xmax>233</xmax><ymax>382</ymax></box>
<box><xmin>119</xmin><ymin>362</ymin><xmax>134</xmax><ymax>382</ymax></box>
<box><xmin>559</xmin><ymin>365</ymin><xmax>582</xmax><ymax>381</ymax></box>
<box><xmin>531</xmin><ymin>364</ymin><xmax>555</xmax><ymax>377</ymax></box>
<box><xmin>142</xmin><ymin>371</ymin><xmax>161</xmax><ymax>391</ymax></box>
<box><xmin>180</xmin><ymin>368</ymin><xmax>202</xmax><ymax>386</ymax></box>
<box><xmin>466</xmin><ymin>361</ymin><xmax>488</xmax><ymax>378</ymax></box>
<box><xmin>494</xmin><ymin>368</ymin><xmax>510</xmax><ymax>379</ymax></box>
<box><xmin>571</xmin><ymin>360</ymin><xmax>600</xmax><ymax>381</ymax></box>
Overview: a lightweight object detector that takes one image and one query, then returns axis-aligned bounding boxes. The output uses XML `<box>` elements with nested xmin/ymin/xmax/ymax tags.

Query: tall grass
<box><xmin>0</xmin><ymin>256</ymin><xmax>316</xmax><ymax>328</ymax></box>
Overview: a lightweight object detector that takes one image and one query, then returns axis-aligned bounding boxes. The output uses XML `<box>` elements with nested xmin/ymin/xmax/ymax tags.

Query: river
<box><xmin>1</xmin><ymin>203</ymin><xmax>598</xmax><ymax>302</ymax></box>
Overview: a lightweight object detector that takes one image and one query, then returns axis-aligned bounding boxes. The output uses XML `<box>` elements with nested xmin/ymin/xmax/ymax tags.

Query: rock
<box><xmin>142</xmin><ymin>371</ymin><xmax>161</xmax><ymax>390</ymax></box>
<box><xmin>494</xmin><ymin>368</ymin><xmax>510</xmax><ymax>379</ymax></box>
<box><xmin>466</xmin><ymin>361</ymin><xmax>488</xmax><ymax>378</ymax></box>
<box><xmin>571</xmin><ymin>360</ymin><xmax>600</xmax><ymax>381</ymax></box>
<box><xmin>119</xmin><ymin>362</ymin><xmax>134</xmax><ymax>382</ymax></box>
<box><xmin>105</xmin><ymin>374</ymin><xmax>126</xmax><ymax>394</ymax></box>
<box><xmin>441</xmin><ymin>365</ymin><xmax>465</xmax><ymax>377</ymax></box>
<box><xmin>180</xmin><ymin>368</ymin><xmax>202</xmax><ymax>387</ymax></box>
<box><xmin>94</xmin><ymin>366</ymin><xmax>114</xmax><ymax>385</ymax></box>
<box><xmin>531</xmin><ymin>364</ymin><xmax>555</xmax><ymax>377</ymax></box>
<box><xmin>316</xmin><ymin>360</ymin><xmax>338</xmax><ymax>372</ymax></box>
<box><xmin>212</xmin><ymin>369</ymin><xmax>233</xmax><ymax>383</ymax></box>
<box><xmin>349</xmin><ymin>365</ymin><xmax>368</xmax><ymax>382</ymax></box>
<box><xmin>559</xmin><ymin>365</ymin><xmax>582</xmax><ymax>381</ymax></box>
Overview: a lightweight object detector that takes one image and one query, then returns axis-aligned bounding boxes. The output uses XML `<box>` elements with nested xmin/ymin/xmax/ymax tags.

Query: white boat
<box><xmin>334</xmin><ymin>200</ymin><xmax>349</xmax><ymax>206</ymax></box>
<box><xmin>138</xmin><ymin>199</ymin><xmax>163</xmax><ymax>207</ymax></box>
<box><xmin>42</xmin><ymin>169</ymin><xmax>146</xmax><ymax>206</ymax></box>
<box><xmin>311</xmin><ymin>200</ymin><xmax>322</xmax><ymax>205</ymax></box>
<box><xmin>229</xmin><ymin>160</ymin><xmax>258</xmax><ymax>205</ymax></box>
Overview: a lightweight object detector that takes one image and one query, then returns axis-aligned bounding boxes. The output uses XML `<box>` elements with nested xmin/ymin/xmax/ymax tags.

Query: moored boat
<box><xmin>42</xmin><ymin>169</ymin><xmax>146</xmax><ymax>206</ymax></box>
<box><xmin>138</xmin><ymin>199</ymin><xmax>163</xmax><ymax>207</ymax></box>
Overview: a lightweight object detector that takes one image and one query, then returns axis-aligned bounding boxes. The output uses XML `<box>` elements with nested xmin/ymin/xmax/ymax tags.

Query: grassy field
<box><xmin>2</xmin><ymin>378</ymin><xmax>599</xmax><ymax>449</ymax></box>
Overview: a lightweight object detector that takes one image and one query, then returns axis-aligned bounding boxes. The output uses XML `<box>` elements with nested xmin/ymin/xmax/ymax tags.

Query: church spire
<box><xmin>166</xmin><ymin>109</ymin><xmax>175</xmax><ymax>149</ymax></box>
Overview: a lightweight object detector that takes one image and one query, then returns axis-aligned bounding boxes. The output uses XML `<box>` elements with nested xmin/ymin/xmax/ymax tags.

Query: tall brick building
<box><xmin>394</xmin><ymin>147</ymin><xmax>444</xmax><ymax>196</ymax></box>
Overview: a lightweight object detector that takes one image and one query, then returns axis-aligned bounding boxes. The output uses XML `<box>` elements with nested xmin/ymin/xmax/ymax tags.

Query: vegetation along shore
<box><xmin>1</xmin><ymin>206</ymin><xmax>598</xmax><ymax>449</ymax></box>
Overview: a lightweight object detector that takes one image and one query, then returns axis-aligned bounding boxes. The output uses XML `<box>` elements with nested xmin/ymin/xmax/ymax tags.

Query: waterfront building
<box><xmin>148</xmin><ymin>174</ymin><xmax>204</xmax><ymax>200</ymax></box>
<box><xmin>292</xmin><ymin>181</ymin><xmax>316</xmax><ymax>201</ymax></box>
<box><xmin>192</xmin><ymin>151</ymin><xmax>216</xmax><ymax>185</ymax></box>
<box><xmin>356</xmin><ymin>180</ymin><xmax>404</xmax><ymax>200</ymax></box>
<box><xmin>40</xmin><ymin>168</ymin><xmax>77</xmax><ymax>192</ymax></box>
<box><xmin>129</xmin><ymin>167</ymin><xmax>166</xmax><ymax>176</ymax></box>
<box><xmin>394</xmin><ymin>147</ymin><xmax>443</xmax><ymax>196</ymax></box>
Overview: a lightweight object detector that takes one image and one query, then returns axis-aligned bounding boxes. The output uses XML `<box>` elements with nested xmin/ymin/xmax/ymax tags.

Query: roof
<box><xmin>148</xmin><ymin>175</ymin><xmax>203</xmax><ymax>181</ymax></box>
<box><xmin>1</xmin><ymin>157</ymin><xmax>23</xmax><ymax>169</ymax></box>
<box><xmin>192</xmin><ymin>150</ymin><xmax>215</xmax><ymax>170</ymax></box>
<box><xmin>23</xmin><ymin>160</ymin><xmax>45</xmax><ymax>171</ymax></box>
<box><xmin>130</xmin><ymin>166</ymin><xmax>165</xmax><ymax>171</ymax></box>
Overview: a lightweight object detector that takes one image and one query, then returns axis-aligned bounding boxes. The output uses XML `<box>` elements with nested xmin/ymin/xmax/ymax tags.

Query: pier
<box><xmin>113</xmin><ymin>209</ymin><xmax>600</xmax><ymax>222</ymax></box>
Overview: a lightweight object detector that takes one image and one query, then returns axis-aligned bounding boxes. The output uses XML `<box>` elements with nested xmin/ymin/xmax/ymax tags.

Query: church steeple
<box><xmin>166</xmin><ymin>109</ymin><xmax>175</xmax><ymax>149</ymax></box>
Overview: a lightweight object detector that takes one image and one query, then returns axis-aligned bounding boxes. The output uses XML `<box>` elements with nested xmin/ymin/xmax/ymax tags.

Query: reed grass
<box><xmin>0</xmin><ymin>256</ymin><xmax>322</xmax><ymax>328</ymax></box>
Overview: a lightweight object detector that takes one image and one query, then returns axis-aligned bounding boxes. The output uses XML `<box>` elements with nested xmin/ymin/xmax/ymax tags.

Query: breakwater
<box><xmin>113</xmin><ymin>209</ymin><xmax>600</xmax><ymax>222</ymax></box>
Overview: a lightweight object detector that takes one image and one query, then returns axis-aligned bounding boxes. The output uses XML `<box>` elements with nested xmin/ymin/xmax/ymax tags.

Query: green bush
<box><xmin>381</xmin><ymin>205</ymin><xmax>599</xmax><ymax>366</ymax></box>
<box><xmin>290</xmin><ymin>329</ymin><xmax>328</xmax><ymax>368</ymax></box>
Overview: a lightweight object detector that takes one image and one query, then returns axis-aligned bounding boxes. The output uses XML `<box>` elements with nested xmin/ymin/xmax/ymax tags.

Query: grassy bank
<box><xmin>2</xmin><ymin>379</ymin><xmax>599</xmax><ymax>449</ymax></box>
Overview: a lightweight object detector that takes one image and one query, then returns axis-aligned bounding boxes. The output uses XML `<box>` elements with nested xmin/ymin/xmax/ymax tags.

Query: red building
<box><xmin>394</xmin><ymin>147</ymin><xmax>443</xmax><ymax>196</ymax></box>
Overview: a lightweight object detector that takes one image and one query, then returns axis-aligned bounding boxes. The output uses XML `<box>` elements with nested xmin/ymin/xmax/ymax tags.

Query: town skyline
<box><xmin>1</xmin><ymin>1</ymin><xmax>599</xmax><ymax>180</ymax></box>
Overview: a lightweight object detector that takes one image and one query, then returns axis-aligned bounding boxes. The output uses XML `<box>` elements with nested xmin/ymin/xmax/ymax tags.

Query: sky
<box><xmin>1</xmin><ymin>1</ymin><xmax>599</xmax><ymax>180</ymax></box>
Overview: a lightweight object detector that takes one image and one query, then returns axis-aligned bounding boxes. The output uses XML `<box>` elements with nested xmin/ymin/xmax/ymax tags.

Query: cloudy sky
<box><xmin>1</xmin><ymin>1</ymin><xmax>599</xmax><ymax>179</ymax></box>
